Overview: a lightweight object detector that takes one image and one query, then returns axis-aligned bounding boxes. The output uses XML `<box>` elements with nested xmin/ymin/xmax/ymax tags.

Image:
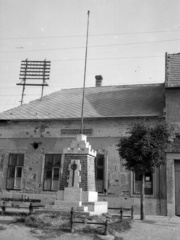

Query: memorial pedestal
<box><xmin>45</xmin><ymin>135</ymin><xmax>108</xmax><ymax>215</ymax></box>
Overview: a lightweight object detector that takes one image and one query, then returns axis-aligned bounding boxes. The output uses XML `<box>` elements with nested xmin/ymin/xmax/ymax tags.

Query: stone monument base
<box><xmin>45</xmin><ymin>189</ymin><xmax>108</xmax><ymax>215</ymax></box>
<box><xmin>44</xmin><ymin>134</ymin><xmax>108</xmax><ymax>215</ymax></box>
<box><xmin>56</xmin><ymin>189</ymin><xmax>98</xmax><ymax>202</ymax></box>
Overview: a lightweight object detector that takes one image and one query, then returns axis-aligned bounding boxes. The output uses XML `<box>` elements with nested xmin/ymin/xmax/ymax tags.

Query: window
<box><xmin>95</xmin><ymin>154</ymin><xmax>105</xmax><ymax>193</ymax></box>
<box><xmin>43</xmin><ymin>154</ymin><xmax>61</xmax><ymax>191</ymax></box>
<box><xmin>7</xmin><ymin>154</ymin><xmax>24</xmax><ymax>190</ymax></box>
<box><xmin>134</xmin><ymin>172</ymin><xmax>153</xmax><ymax>195</ymax></box>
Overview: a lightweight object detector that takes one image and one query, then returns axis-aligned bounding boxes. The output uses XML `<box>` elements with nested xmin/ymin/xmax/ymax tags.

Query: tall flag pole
<box><xmin>80</xmin><ymin>11</ymin><xmax>90</xmax><ymax>134</ymax></box>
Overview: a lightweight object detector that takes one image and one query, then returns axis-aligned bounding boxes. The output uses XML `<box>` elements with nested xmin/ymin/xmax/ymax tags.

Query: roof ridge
<box><xmin>60</xmin><ymin>82</ymin><xmax>164</xmax><ymax>91</ymax></box>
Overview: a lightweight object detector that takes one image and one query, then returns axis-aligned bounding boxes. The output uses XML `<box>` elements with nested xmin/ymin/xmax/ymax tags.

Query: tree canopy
<box><xmin>117</xmin><ymin>120</ymin><xmax>170</xmax><ymax>174</ymax></box>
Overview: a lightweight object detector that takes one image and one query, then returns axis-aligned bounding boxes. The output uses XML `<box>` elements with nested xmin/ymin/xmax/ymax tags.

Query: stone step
<box><xmin>77</xmin><ymin>206</ymin><xmax>88</xmax><ymax>212</ymax></box>
<box><xmin>45</xmin><ymin>201</ymin><xmax>107</xmax><ymax>214</ymax></box>
<box><xmin>47</xmin><ymin>205</ymin><xmax>72</xmax><ymax>210</ymax></box>
<box><xmin>45</xmin><ymin>205</ymin><xmax>88</xmax><ymax>212</ymax></box>
<box><xmin>54</xmin><ymin>200</ymin><xmax>82</xmax><ymax>207</ymax></box>
<box><xmin>86</xmin><ymin>201</ymin><xmax>108</xmax><ymax>213</ymax></box>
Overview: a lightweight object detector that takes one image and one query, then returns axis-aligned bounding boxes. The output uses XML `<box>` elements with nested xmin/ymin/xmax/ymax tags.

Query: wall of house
<box><xmin>166</xmin><ymin>89</ymin><xmax>180</xmax><ymax>126</ymax></box>
<box><xmin>165</xmin><ymin>88</ymin><xmax>180</xmax><ymax>151</ymax></box>
<box><xmin>165</xmin><ymin>88</ymin><xmax>180</xmax><ymax>216</ymax></box>
<box><xmin>0</xmin><ymin>117</ymin><xmax>166</xmax><ymax>215</ymax></box>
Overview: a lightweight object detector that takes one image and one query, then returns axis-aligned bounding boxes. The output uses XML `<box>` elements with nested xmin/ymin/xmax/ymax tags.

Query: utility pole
<box><xmin>20</xmin><ymin>59</ymin><xmax>28</xmax><ymax>105</ymax></box>
<box><xmin>17</xmin><ymin>59</ymin><xmax>51</xmax><ymax>105</ymax></box>
<box><xmin>80</xmin><ymin>11</ymin><xmax>90</xmax><ymax>134</ymax></box>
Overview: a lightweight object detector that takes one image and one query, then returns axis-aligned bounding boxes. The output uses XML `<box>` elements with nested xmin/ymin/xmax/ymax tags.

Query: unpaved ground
<box><xmin>0</xmin><ymin>213</ymin><xmax>127</xmax><ymax>240</ymax></box>
<box><xmin>0</xmin><ymin>224</ymin><xmax>94</xmax><ymax>240</ymax></box>
<box><xmin>119</xmin><ymin>216</ymin><xmax>180</xmax><ymax>240</ymax></box>
<box><xmin>0</xmin><ymin>222</ymin><xmax>112</xmax><ymax>240</ymax></box>
<box><xmin>0</xmin><ymin>215</ymin><xmax>180</xmax><ymax>240</ymax></box>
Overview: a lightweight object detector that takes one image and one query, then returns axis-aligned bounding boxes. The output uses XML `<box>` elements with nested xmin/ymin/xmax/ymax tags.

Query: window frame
<box><xmin>133</xmin><ymin>171</ymin><xmax>154</xmax><ymax>196</ymax></box>
<box><xmin>6</xmin><ymin>154</ymin><xmax>24</xmax><ymax>190</ymax></box>
<box><xmin>43</xmin><ymin>154</ymin><xmax>62</xmax><ymax>191</ymax></box>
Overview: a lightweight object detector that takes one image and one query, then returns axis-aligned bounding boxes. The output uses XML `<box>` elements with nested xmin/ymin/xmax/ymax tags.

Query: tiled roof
<box><xmin>0</xmin><ymin>84</ymin><xmax>165</xmax><ymax>120</ymax></box>
<box><xmin>166</xmin><ymin>53</ymin><xmax>180</xmax><ymax>88</ymax></box>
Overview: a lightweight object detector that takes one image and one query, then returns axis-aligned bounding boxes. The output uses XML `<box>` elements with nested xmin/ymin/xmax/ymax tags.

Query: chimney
<box><xmin>95</xmin><ymin>75</ymin><xmax>103</xmax><ymax>87</ymax></box>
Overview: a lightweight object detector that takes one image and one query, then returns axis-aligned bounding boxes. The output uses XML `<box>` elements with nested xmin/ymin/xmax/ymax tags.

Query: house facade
<box><xmin>0</xmin><ymin>53</ymin><xmax>179</xmax><ymax>216</ymax></box>
<box><xmin>165</xmin><ymin>53</ymin><xmax>180</xmax><ymax>216</ymax></box>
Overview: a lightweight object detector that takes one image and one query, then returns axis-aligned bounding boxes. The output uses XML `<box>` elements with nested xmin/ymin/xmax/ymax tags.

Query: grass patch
<box><xmin>25</xmin><ymin>215</ymin><xmax>52</xmax><ymax>228</ymax></box>
<box><xmin>12</xmin><ymin>213</ymin><xmax>29</xmax><ymax>223</ymax></box>
<box><xmin>108</xmin><ymin>219</ymin><xmax>131</xmax><ymax>234</ymax></box>
<box><xmin>0</xmin><ymin>225</ymin><xmax>6</xmax><ymax>231</ymax></box>
<box><xmin>23</xmin><ymin>212</ymin><xmax>131</xmax><ymax>238</ymax></box>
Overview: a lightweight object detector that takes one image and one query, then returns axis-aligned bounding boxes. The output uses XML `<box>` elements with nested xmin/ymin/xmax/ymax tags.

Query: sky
<box><xmin>0</xmin><ymin>0</ymin><xmax>180</xmax><ymax>112</ymax></box>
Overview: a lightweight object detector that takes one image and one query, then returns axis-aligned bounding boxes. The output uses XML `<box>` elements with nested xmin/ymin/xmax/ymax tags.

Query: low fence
<box><xmin>0</xmin><ymin>198</ymin><xmax>44</xmax><ymax>215</ymax></box>
<box><xmin>1</xmin><ymin>200</ymin><xmax>133</xmax><ymax>235</ymax></box>
<box><xmin>0</xmin><ymin>197</ymin><xmax>41</xmax><ymax>203</ymax></box>
<box><xmin>108</xmin><ymin>206</ymin><xmax>134</xmax><ymax>219</ymax></box>
<box><xmin>70</xmin><ymin>207</ymin><xmax>109</xmax><ymax>235</ymax></box>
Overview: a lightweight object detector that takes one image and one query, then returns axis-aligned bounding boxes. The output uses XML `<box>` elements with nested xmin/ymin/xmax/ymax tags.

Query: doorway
<box><xmin>95</xmin><ymin>154</ymin><xmax>105</xmax><ymax>193</ymax></box>
<box><xmin>175</xmin><ymin>160</ymin><xmax>180</xmax><ymax>216</ymax></box>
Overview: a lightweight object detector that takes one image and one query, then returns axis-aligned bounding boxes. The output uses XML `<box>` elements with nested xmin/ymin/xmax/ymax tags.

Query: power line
<box><xmin>0</xmin><ymin>39</ymin><xmax>179</xmax><ymax>53</ymax></box>
<box><xmin>0</xmin><ymin>55</ymin><xmax>164</xmax><ymax>63</ymax></box>
<box><xmin>0</xmin><ymin>29</ymin><xmax>179</xmax><ymax>40</ymax></box>
<box><xmin>51</xmin><ymin>55</ymin><xmax>164</xmax><ymax>62</ymax></box>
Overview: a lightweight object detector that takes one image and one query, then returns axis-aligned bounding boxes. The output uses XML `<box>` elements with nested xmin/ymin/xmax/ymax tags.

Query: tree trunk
<box><xmin>140</xmin><ymin>173</ymin><xmax>145</xmax><ymax>220</ymax></box>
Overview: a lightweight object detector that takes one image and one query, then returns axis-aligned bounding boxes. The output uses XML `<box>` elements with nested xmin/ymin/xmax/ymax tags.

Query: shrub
<box><xmin>108</xmin><ymin>219</ymin><xmax>132</xmax><ymax>234</ymax></box>
<box><xmin>25</xmin><ymin>215</ymin><xmax>47</xmax><ymax>228</ymax></box>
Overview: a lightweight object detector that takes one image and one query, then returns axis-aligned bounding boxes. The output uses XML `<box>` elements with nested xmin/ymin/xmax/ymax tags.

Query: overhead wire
<box><xmin>0</xmin><ymin>39</ymin><xmax>179</xmax><ymax>53</ymax></box>
<box><xmin>0</xmin><ymin>29</ymin><xmax>178</xmax><ymax>110</ymax></box>
<box><xmin>0</xmin><ymin>29</ymin><xmax>179</xmax><ymax>40</ymax></box>
<box><xmin>0</xmin><ymin>54</ymin><xmax>165</xmax><ymax>64</ymax></box>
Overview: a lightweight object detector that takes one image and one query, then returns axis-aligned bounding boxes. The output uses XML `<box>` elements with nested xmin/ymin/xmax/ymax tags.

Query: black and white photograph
<box><xmin>0</xmin><ymin>0</ymin><xmax>180</xmax><ymax>239</ymax></box>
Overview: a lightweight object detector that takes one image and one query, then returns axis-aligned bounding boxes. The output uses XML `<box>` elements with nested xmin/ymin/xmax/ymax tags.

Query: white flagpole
<box><xmin>80</xmin><ymin>11</ymin><xmax>90</xmax><ymax>134</ymax></box>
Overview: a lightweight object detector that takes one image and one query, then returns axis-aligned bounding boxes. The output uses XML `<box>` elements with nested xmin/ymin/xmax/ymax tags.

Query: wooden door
<box><xmin>175</xmin><ymin>161</ymin><xmax>180</xmax><ymax>216</ymax></box>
